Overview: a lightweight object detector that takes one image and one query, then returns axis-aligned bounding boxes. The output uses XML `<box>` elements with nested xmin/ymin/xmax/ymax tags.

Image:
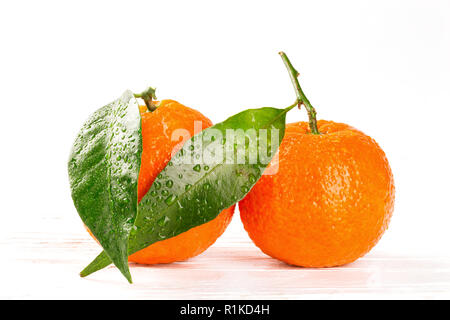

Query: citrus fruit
<box><xmin>88</xmin><ymin>97</ymin><xmax>235</xmax><ymax>264</ymax></box>
<box><xmin>238</xmin><ymin>52</ymin><xmax>395</xmax><ymax>267</ymax></box>
<box><xmin>239</xmin><ymin>121</ymin><xmax>394</xmax><ymax>267</ymax></box>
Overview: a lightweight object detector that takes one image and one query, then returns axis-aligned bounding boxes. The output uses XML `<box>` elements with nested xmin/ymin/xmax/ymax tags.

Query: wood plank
<box><xmin>1</xmin><ymin>216</ymin><xmax>449</xmax><ymax>299</ymax></box>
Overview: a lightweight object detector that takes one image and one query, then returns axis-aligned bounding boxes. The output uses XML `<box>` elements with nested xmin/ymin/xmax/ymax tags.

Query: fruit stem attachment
<box><xmin>134</xmin><ymin>87</ymin><xmax>157</xmax><ymax>112</ymax></box>
<box><xmin>279</xmin><ymin>52</ymin><xmax>320</xmax><ymax>135</ymax></box>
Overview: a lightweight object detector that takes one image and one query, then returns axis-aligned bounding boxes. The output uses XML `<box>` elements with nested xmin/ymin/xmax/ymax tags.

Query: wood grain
<box><xmin>1</xmin><ymin>215</ymin><xmax>449</xmax><ymax>299</ymax></box>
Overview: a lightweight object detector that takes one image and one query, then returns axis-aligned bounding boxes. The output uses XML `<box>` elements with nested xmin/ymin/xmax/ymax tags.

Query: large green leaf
<box><xmin>80</xmin><ymin>106</ymin><xmax>289</xmax><ymax>279</ymax></box>
<box><xmin>68</xmin><ymin>90</ymin><xmax>142</xmax><ymax>283</ymax></box>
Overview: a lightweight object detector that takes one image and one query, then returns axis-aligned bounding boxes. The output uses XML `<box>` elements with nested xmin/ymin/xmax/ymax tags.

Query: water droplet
<box><xmin>150</xmin><ymin>190</ymin><xmax>158</xmax><ymax>197</ymax></box>
<box><xmin>189</xmin><ymin>145</ymin><xmax>195</xmax><ymax>151</ymax></box>
<box><xmin>161</xmin><ymin>190</ymin><xmax>169</xmax><ymax>196</ymax></box>
<box><xmin>178</xmin><ymin>173</ymin><xmax>183</xmax><ymax>179</ymax></box>
<box><xmin>158</xmin><ymin>174</ymin><xmax>163</xmax><ymax>179</ymax></box>
<box><xmin>203</xmin><ymin>183</ymin><xmax>210</xmax><ymax>190</ymax></box>
<box><xmin>158</xmin><ymin>232</ymin><xmax>167</xmax><ymax>239</ymax></box>
<box><xmin>157</xmin><ymin>216</ymin><xmax>170</xmax><ymax>226</ymax></box>
<box><xmin>249</xmin><ymin>174</ymin><xmax>257</xmax><ymax>184</ymax></box>
<box><xmin>193</xmin><ymin>164</ymin><xmax>201</xmax><ymax>172</ymax></box>
<box><xmin>154</xmin><ymin>182</ymin><xmax>161</xmax><ymax>190</ymax></box>
<box><xmin>241</xmin><ymin>186</ymin><xmax>249</xmax><ymax>193</ymax></box>
<box><xmin>185</xmin><ymin>184</ymin><xmax>192</xmax><ymax>191</ymax></box>
<box><xmin>117</xmin><ymin>155</ymin><xmax>121</xmax><ymax>161</ymax></box>
<box><xmin>166</xmin><ymin>180</ymin><xmax>174</xmax><ymax>188</ymax></box>
<box><xmin>204</xmin><ymin>165</ymin><xmax>209</xmax><ymax>171</ymax></box>
<box><xmin>164</xmin><ymin>194</ymin><xmax>177</xmax><ymax>205</ymax></box>
<box><xmin>168</xmin><ymin>161</ymin><xmax>173</xmax><ymax>166</ymax></box>
<box><xmin>211</xmin><ymin>136</ymin><xmax>216</xmax><ymax>141</ymax></box>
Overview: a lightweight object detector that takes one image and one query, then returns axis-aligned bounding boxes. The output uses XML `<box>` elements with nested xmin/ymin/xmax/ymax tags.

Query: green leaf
<box><xmin>68</xmin><ymin>90</ymin><xmax>142</xmax><ymax>283</ymax></box>
<box><xmin>80</xmin><ymin>106</ymin><xmax>289</xmax><ymax>279</ymax></box>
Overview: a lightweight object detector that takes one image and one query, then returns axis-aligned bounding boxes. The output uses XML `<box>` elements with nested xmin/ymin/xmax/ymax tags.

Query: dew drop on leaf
<box><xmin>164</xmin><ymin>194</ymin><xmax>177</xmax><ymax>205</ymax></box>
<box><xmin>157</xmin><ymin>216</ymin><xmax>170</xmax><ymax>226</ymax></box>
<box><xmin>158</xmin><ymin>232</ymin><xmax>167</xmax><ymax>239</ymax></box>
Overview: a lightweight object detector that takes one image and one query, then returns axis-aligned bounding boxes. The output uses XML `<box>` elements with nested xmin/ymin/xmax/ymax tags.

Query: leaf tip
<box><xmin>122</xmin><ymin>271</ymin><xmax>133</xmax><ymax>284</ymax></box>
<box><xmin>79</xmin><ymin>266</ymin><xmax>90</xmax><ymax>278</ymax></box>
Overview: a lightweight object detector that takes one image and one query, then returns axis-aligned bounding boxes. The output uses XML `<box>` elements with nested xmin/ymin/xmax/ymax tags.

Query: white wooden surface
<box><xmin>1</xmin><ymin>215</ymin><xmax>450</xmax><ymax>300</ymax></box>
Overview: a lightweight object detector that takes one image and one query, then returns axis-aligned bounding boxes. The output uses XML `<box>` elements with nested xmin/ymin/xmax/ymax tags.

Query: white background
<box><xmin>1</xmin><ymin>0</ymin><xmax>449</xmax><ymax>299</ymax></box>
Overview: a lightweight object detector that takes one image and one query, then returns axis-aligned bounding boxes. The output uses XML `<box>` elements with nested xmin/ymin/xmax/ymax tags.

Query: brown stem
<box><xmin>134</xmin><ymin>87</ymin><xmax>157</xmax><ymax>112</ymax></box>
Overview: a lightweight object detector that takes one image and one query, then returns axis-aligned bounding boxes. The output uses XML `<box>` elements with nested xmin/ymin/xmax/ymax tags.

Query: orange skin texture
<box><xmin>89</xmin><ymin>100</ymin><xmax>235</xmax><ymax>264</ymax></box>
<box><xmin>239</xmin><ymin>120</ymin><xmax>395</xmax><ymax>267</ymax></box>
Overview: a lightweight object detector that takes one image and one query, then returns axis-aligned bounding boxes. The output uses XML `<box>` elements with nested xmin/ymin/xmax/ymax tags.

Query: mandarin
<box><xmin>238</xmin><ymin>52</ymin><xmax>394</xmax><ymax>267</ymax></box>
<box><xmin>88</xmin><ymin>97</ymin><xmax>235</xmax><ymax>264</ymax></box>
<box><xmin>239</xmin><ymin>121</ymin><xmax>394</xmax><ymax>267</ymax></box>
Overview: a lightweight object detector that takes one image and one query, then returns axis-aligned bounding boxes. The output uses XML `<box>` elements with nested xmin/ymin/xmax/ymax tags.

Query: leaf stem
<box><xmin>284</xmin><ymin>101</ymin><xmax>299</xmax><ymax>112</ymax></box>
<box><xmin>279</xmin><ymin>52</ymin><xmax>320</xmax><ymax>134</ymax></box>
<box><xmin>134</xmin><ymin>87</ymin><xmax>157</xmax><ymax>112</ymax></box>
